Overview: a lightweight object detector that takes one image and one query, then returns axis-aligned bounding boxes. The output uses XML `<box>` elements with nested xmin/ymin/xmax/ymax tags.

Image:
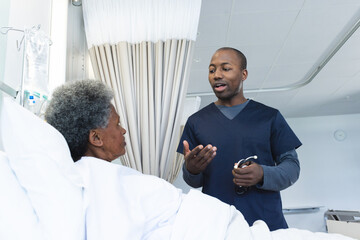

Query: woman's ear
<box><xmin>88</xmin><ymin>129</ymin><xmax>103</xmax><ymax>147</ymax></box>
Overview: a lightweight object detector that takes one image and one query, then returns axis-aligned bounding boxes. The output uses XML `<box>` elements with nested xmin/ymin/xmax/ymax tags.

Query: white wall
<box><xmin>283</xmin><ymin>114</ymin><xmax>360</xmax><ymax>232</ymax></box>
<box><xmin>173</xmin><ymin>113</ymin><xmax>360</xmax><ymax>232</ymax></box>
<box><xmin>48</xmin><ymin>0</ymin><xmax>68</xmax><ymax>94</ymax></box>
<box><xmin>0</xmin><ymin>0</ymin><xmax>11</xmax><ymax>83</ymax></box>
<box><xmin>65</xmin><ymin>3</ymin><xmax>93</xmax><ymax>83</ymax></box>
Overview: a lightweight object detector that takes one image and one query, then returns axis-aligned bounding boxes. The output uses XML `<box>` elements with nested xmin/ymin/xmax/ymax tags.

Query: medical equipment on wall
<box><xmin>0</xmin><ymin>25</ymin><xmax>52</xmax><ymax>117</ymax></box>
<box><xmin>234</xmin><ymin>155</ymin><xmax>258</xmax><ymax>195</ymax></box>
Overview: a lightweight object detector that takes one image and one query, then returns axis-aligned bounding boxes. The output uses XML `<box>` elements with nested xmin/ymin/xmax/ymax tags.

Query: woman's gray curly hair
<box><xmin>45</xmin><ymin>79</ymin><xmax>114</xmax><ymax>162</ymax></box>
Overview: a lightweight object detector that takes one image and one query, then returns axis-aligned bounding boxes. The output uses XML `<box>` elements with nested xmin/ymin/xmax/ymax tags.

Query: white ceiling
<box><xmin>187</xmin><ymin>0</ymin><xmax>360</xmax><ymax>118</ymax></box>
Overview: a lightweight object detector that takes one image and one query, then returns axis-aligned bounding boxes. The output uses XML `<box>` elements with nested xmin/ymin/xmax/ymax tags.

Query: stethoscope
<box><xmin>234</xmin><ymin>155</ymin><xmax>258</xmax><ymax>195</ymax></box>
<box><xmin>234</xmin><ymin>155</ymin><xmax>257</xmax><ymax>169</ymax></box>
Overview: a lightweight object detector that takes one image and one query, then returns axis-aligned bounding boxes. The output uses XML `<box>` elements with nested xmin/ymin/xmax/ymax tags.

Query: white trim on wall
<box><xmin>48</xmin><ymin>0</ymin><xmax>68</xmax><ymax>95</ymax></box>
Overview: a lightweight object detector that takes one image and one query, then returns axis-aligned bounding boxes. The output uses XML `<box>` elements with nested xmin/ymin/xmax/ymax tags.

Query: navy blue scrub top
<box><xmin>177</xmin><ymin>100</ymin><xmax>302</xmax><ymax>231</ymax></box>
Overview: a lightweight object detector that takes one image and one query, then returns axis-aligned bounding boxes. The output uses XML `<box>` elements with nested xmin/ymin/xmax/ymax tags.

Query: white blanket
<box><xmin>76</xmin><ymin>157</ymin><xmax>354</xmax><ymax>240</ymax></box>
<box><xmin>173</xmin><ymin>190</ymin><xmax>355</xmax><ymax>240</ymax></box>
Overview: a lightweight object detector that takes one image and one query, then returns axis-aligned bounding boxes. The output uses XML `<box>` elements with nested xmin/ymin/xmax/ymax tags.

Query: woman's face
<box><xmin>99</xmin><ymin>105</ymin><xmax>127</xmax><ymax>161</ymax></box>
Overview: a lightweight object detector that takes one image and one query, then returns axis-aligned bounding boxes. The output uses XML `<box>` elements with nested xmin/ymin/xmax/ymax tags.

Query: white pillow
<box><xmin>0</xmin><ymin>96</ymin><xmax>85</xmax><ymax>240</ymax></box>
<box><xmin>0</xmin><ymin>151</ymin><xmax>44</xmax><ymax>240</ymax></box>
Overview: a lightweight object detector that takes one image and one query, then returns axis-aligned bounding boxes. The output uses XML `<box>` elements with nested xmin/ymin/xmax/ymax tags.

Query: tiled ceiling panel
<box><xmin>232</xmin><ymin>0</ymin><xmax>304</xmax><ymax>13</ymax></box>
<box><xmin>276</xmin><ymin>6</ymin><xmax>360</xmax><ymax>65</ymax></box>
<box><xmin>262</xmin><ymin>62</ymin><xmax>314</xmax><ymax>88</ymax></box>
<box><xmin>227</xmin><ymin>11</ymin><xmax>299</xmax><ymax>46</ymax></box>
<box><xmin>187</xmin><ymin>0</ymin><xmax>360</xmax><ymax>118</ymax></box>
<box><xmin>195</xmin><ymin>14</ymin><xmax>229</xmax><ymax>47</ymax></box>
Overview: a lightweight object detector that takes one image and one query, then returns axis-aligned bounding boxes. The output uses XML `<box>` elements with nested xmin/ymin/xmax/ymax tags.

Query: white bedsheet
<box><xmin>171</xmin><ymin>190</ymin><xmax>353</xmax><ymax>240</ymax></box>
<box><xmin>75</xmin><ymin>156</ymin><xmax>354</xmax><ymax>240</ymax></box>
<box><xmin>172</xmin><ymin>190</ymin><xmax>355</xmax><ymax>240</ymax></box>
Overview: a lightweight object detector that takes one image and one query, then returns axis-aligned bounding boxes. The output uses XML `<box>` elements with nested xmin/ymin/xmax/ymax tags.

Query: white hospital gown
<box><xmin>75</xmin><ymin>156</ymin><xmax>183</xmax><ymax>240</ymax></box>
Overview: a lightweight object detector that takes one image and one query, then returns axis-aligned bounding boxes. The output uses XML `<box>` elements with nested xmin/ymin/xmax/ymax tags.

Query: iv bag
<box><xmin>22</xmin><ymin>27</ymin><xmax>51</xmax><ymax>117</ymax></box>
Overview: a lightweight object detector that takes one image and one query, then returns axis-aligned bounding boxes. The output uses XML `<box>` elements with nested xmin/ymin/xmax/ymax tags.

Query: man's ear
<box><xmin>242</xmin><ymin>69</ymin><xmax>248</xmax><ymax>81</ymax></box>
<box><xmin>88</xmin><ymin>129</ymin><xmax>103</xmax><ymax>147</ymax></box>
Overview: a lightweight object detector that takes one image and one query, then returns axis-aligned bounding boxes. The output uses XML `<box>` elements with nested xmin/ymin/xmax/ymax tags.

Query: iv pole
<box><xmin>0</xmin><ymin>25</ymin><xmax>42</xmax><ymax>104</ymax></box>
<box><xmin>0</xmin><ymin>26</ymin><xmax>24</xmax><ymax>98</ymax></box>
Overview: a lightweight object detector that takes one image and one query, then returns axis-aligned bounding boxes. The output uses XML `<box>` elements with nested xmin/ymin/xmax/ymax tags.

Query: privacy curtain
<box><xmin>82</xmin><ymin>0</ymin><xmax>201</xmax><ymax>182</ymax></box>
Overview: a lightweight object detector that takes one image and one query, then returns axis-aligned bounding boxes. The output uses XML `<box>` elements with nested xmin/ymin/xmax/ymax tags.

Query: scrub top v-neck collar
<box><xmin>213</xmin><ymin>99</ymin><xmax>251</xmax><ymax>121</ymax></box>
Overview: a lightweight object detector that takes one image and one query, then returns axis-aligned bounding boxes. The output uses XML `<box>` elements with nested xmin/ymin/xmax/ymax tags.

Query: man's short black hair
<box><xmin>216</xmin><ymin>47</ymin><xmax>247</xmax><ymax>70</ymax></box>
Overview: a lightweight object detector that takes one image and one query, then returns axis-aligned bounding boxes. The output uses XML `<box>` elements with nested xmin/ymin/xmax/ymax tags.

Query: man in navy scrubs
<box><xmin>177</xmin><ymin>47</ymin><xmax>302</xmax><ymax>231</ymax></box>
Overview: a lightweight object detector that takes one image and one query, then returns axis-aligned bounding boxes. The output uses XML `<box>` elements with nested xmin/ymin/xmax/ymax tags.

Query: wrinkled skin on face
<box><xmin>99</xmin><ymin>106</ymin><xmax>127</xmax><ymax>161</ymax></box>
<box><xmin>86</xmin><ymin>105</ymin><xmax>127</xmax><ymax>162</ymax></box>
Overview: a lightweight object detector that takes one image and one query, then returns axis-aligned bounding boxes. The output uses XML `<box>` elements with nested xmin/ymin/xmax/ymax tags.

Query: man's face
<box><xmin>208</xmin><ymin>49</ymin><xmax>247</xmax><ymax>103</ymax></box>
<box><xmin>99</xmin><ymin>105</ymin><xmax>127</xmax><ymax>161</ymax></box>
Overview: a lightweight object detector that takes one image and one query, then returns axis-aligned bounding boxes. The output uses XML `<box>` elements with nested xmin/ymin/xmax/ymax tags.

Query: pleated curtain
<box><xmin>82</xmin><ymin>0</ymin><xmax>201</xmax><ymax>182</ymax></box>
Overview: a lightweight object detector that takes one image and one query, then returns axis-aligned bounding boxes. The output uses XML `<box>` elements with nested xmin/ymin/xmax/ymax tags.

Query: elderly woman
<box><xmin>45</xmin><ymin>79</ymin><xmax>184</xmax><ymax>239</ymax></box>
<box><xmin>44</xmin><ymin>80</ymin><xmax>354</xmax><ymax>240</ymax></box>
<box><xmin>45</xmin><ymin>79</ymin><xmax>125</xmax><ymax>162</ymax></box>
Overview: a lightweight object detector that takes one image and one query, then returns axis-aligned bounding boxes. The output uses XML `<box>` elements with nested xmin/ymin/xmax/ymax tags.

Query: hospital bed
<box><xmin>0</xmin><ymin>92</ymin><xmax>356</xmax><ymax>240</ymax></box>
<box><xmin>0</xmin><ymin>92</ymin><xmax>84</xmax><ymax>240</ymax></box>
